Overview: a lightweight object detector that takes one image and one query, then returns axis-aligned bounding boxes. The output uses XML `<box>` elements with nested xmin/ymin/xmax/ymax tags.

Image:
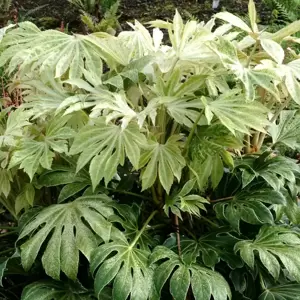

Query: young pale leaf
<box><xmin>260</xmin><ymin>39</ymin><xmax>285</xmax><ymax>64</ymax></box>
<box><xmin>268</xmin><ymin>110</ymin><xmax>300</xmax><ymax>149</ymax></box>
<box><xmin>140</xmin><ymin>136</ymin><xmax>185</xmax><ymax>194</ymax></box>
<box><xmin>258</xmin><ymin>284</ymin><xmax>300</xmax><ymax>300</ymax></box>
<box><xmin>90</xmin><ymin>238</ymin><xmax>152</xmax><ymax>300</ymax></box>
<box><xmin>150</xmin><ymin>246</ymin><xmax>231</xmax><ymax>300</ymax></box>
<box><xmin>18</xmin><ymin>195</ymin><xmax>115</xmax><ymax>280</ymax></box>
<box><xmin>21</xmin><ymin>281</ymin><xmax>97</xmax><ymax>300</ymax></box>
<box><xmin>215</xmin><ymin>12</ymin><xmax>252</xmax><ymax>32</ymax></box>
<box><xmin>69</xmin><ymin>118</ymin><xmax>146</xmax><ymax>189</ymax></box>
<box><xmin>248</xmin><ymin>0</ymin><xmax>258</xmax><ymax>32</ymax></box>
<box><xmin>0</xmin><ymin>23</ymin><xmax>103</xmax><ymax>79</ymax></box>
<box><xmin>214</xmin><ymin>189</ymin><xmax>285</xmax><ymax>232</ymax></box>
<box><xmin>235</xmin><ymin>226</ymin><xmax>300</xmax><ymax>281</ymax></box>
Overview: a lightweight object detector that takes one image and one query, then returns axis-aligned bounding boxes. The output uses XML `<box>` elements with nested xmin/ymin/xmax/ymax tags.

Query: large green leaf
<box><xmin>268</xmin><ymin>110</ymin><xmax>300</xmax><ymax>149</ymax></box>
<box><xmin>109</xmin><ymin>203</ymin><xmax>156</xmax><ymax>251</ymax></box>
<box><xmin>90</xmin><ymin>238</ymin><xmax>152</xmax><ymax>300</ymax></box>
<box><xmin>214</xmin><ymin>189</ymin><xmax>286</xmax><ymax>232</ymax></box>
<box><xmin>235</xmin><ymin>153</ymin><xmax>299</xmax><ymax>190</ymax></box>
<box><xmin>189</xmin><ymin>124</ymin><xmax>242</xmax><ymax>190</ymax></box>
<box><xmin>8</xmin><ymin>116</ymin><xmax>74</xmax><ymax>180</ymax></box>
<box><xmin>235</xmin><ymin>226</ymin><xmax>300</xmax><ymax>281</ymax></box>
<box><xmin>18</xmin><ymin>195</ymin><xmax>116</xmax><ymax>280</ymax></box>
<box><xmin>150</xmin><ymin>246</ymin><xmax>231</xmax><ymax>300</ymax></box>
<box><xmin>139</xmin><ymin>135</ymin><xmax>186</xmax><ymax>194</ymax></box>
<box><xmin>21</xmin><ymin>281</ymin><xmax>98</xmax><ymax>300</ymax></box>
<box><xmin>69</xmin><ymin>118</ymin><xmax>146</xmax><ymax>189</ymax></box>
<box><xmin>202</xmin><ymin>90</ymin><xmax>269</xmax><ymax>134</ymax></box>
<box><xmin>258</xmin><ymin>284</ymin><xmax>300</xmax><ymax>300</ymax></box>
<box><xmin>171</xmin><ymin>229</ymin><xmax>243</xmax><ymax>269</ymax></box>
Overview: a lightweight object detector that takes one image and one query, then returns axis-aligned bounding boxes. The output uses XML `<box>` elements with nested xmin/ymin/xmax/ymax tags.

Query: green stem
<box><xmin>151</xmin><ymin>186</ymin><xmax>160</xmax><ymax>205</ymax></box>
<box><xmin>183</xmin><ymin>110</ymin><xmax>204</xmax><ymax>156</ymax></box>
<box><xmin>131</xmin><ymin>210</ymin><xmax>158</xmax><ymax>246</ymax></box>
<box><xmin>246</xmin><ymin>40</ymin><xmax>259</xmax><ymax>67</ymax></box>
<box><xmin>0</xmin><ymin>231</ymin><xmax>17</xmax><ymax>238</ymax></box>
<box><xmin>0</xmin><ymin>248</ymin><xmax>15</xmax><ymax>256</ymax></box>
<box><xmin>210</xmin><ymin>196</ymin><xmax>233</xmax><ymax>203</ymax></box>
<box><xmin>0</xmin><ymin>226</ymin><xmax>17</xmax><ymax>230</ymax></box>
<box><xmin>201</xmin><ymin>216</ymin><xmax>219</xmax><ymax>228</ymax></box>
<box><xmin>105</xmin><ymin>187</ymin><xmax>151</xmax><ymax>201</ymax></box>
<box><xmin>257</xmin><ymin>97</ymin><xmax>291</xmax><ymax>150</ymax></box>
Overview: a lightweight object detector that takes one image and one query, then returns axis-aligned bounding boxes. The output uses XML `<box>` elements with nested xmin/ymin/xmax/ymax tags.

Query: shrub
<box><xmin>1</xmin><ymin>1</ymin><xmax>300</xmax><ymax>299</ymax></box>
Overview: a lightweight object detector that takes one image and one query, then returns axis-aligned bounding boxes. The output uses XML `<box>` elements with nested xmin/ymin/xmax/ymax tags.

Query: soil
<box><xmin>11</xmin><ymin>0</ymin><xmax>271</xmax><ymax>31</ymax></box>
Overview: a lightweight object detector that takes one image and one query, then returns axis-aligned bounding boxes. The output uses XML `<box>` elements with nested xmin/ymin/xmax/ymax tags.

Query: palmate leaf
<box><xmin>176</xmin><ymin>229</ymin><xmax>242</xmax><ymax>269</ymax></box>
<box><xmin>109</xmin><ymin>203</ymin><xmax>156</xmax><ymax>251</ymax></box>
<box><xmin>0</xmin><ymin>22</ymin><xmax>103</xmax><ymax>79</ymax></box>
<box><xmin>258</xmin><ymin>284</ymin><xmax>300</xmax><ymax>300</ymax></box>
<box><xmin>202</xmin><ymin>90</ymin><xmax>269</xmax><ymax>134</ymax></box>
<box><xmin>69</xmin><ymin>118</ymin><xmax>146</xmax><ymax>189</ymax></box>
<box><xmin>189</xmin><ymin>124</ymin><xmax>242</xmax><ymax>190</ymax></box>
<box><xmin>0</xmin><ymin>109</ymin><xmax>31</xmax><ymax>147</ymax></box>
<box><xmin>209</xmin><ymin>38</ymin><xmax>280</xmax><ymax>101</ymax></box>
<box><xmin>8</xmin><ymin>116</ymin><xmax>74</xmax><ymax>180</ymax></box>
<box><xmin>235</xmin><ymin>153</ymin><xmax>299</xmax><ymax>190</ymax></box>
<box><xmin>137</xmin><ymin>96</ymin><xmax>202</xmax><ymax>129</ymax></box>
<box><xmin>235</xmin><ymin>226</ymin><xmax>300</xmax><ymax>281</ymax></box>
<box><xmin>150</xmin><ymin>246</ymin><xmax>231</xmax><ymax>300</ymax></box>
<box><xmin>0</xmin><ymin>169</ymin><xmax>13</xmax><ymax>197</ymax></box>
<box><xmin>164</xmin><ymin>179</ymin><xmax>209</xmax><ymax>219</ymax></box>
<box><xmin>90</xmin><ymin>238</ymin><xmax>153</xmax><ymax>300</ymax></box>
<box><xmin>21</xmin><ymin>281</ymin><xmax>97</xmax><ymax>300</ymax></box>
<box><xmin>139</xmin><ymin>135</ymin><xmax>186</xmax><ymax>194</ymax></box>
<box><xmin>268</xmin><ymin>110</ymin><xmax>300</xmax><ymax>149</ymax></box>
<box><xmin>214</xmin><ymin>189</ymin><xmax>286</xmax><ymax>232</ymax></box>
<box><xmin>18</xmin><ymin>195</ymin><xmax>116</xmax><ymax>280</ymax></box>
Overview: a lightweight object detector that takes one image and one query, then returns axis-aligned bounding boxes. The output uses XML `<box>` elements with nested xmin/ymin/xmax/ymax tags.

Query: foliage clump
<box><xmin>1</xmin><ymin>1</ymin><xmax>300</xmax><ymax>299</ymax></box>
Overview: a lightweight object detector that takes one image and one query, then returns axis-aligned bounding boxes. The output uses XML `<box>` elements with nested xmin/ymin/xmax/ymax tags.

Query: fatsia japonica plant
<box><xmin>2</xmin><ymin>0</ymin><xmax>300</xmax><ymax>299</ymax></box>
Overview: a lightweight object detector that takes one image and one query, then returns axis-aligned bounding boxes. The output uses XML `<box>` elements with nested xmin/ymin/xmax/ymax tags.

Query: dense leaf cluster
<box><xmin>1</xmin><ymin>1</ymin><xmax>300</xmax><ymax>299</ymax></box>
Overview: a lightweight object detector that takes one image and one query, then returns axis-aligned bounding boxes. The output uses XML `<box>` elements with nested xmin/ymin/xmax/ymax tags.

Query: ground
<box><xmin>12</xmin><ymin>0</ymin><xmax>270</xmax><ymax>31</ymax></box>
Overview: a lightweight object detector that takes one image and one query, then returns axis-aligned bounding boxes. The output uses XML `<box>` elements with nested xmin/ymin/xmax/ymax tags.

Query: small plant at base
<box><xmin>1</xmin><ymin>1</ymin><xmax>300</xmax><ymax>299</ymax></box>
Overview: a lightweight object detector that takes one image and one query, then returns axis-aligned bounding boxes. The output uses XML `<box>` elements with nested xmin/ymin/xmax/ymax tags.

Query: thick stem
<box><xmin>174</xmin><ymin>214</ymin><xmax>182</xmax><ymax>256</ymax></box>
<box><xmin>244</xmin><ymin>134</ymin><xmax>251</xmax><ymax>154</ymax></box>
<box><xmin>131</xmin><ymin>210</ymin><xmax>158</xmax><ymax>246</ymax></box>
